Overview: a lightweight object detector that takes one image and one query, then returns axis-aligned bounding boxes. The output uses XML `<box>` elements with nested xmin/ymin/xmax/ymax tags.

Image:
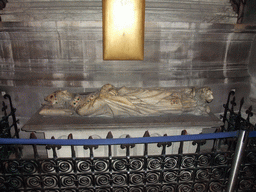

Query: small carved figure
<box><xmin>39</xmin><ymin>84</ymin><xmax>213</xmax><ymax>117</ymax></box>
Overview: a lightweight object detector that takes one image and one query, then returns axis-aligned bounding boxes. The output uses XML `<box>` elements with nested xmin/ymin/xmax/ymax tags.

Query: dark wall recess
<box><xmin>230</xmin><ymin>0</ymin><xmax>247</xmax><ymax>24</ymax></box>
<box><xmin>0</xmin><ymin>0</ymin><xmax>7</xmax><ymax>10</ymax></box>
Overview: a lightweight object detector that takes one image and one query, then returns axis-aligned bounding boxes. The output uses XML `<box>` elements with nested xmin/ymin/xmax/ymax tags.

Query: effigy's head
<box><xmin>199</xmin><ymin>87</ymin><xmax>214</xmax><ymax>103</ymax></box>
<box><xmin>44</xmin><ymin>90</ymin><xmax>74</xmax><ymax>106</ymax></box>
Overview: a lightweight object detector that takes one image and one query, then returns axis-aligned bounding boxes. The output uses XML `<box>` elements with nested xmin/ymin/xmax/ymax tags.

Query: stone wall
<box><xmin>0</xmin><ymin>0</ymin><xmax>255</xmax><ymax>125</ymax></box>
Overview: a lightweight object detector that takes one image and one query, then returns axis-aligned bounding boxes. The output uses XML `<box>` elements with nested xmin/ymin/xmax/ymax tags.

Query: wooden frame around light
<box><xmin>103</xmin><ymin>0</ymin><xmax>145</xmax><ymax>60</ymax></box>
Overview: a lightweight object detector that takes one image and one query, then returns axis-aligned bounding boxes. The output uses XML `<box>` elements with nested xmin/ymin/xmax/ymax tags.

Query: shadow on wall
<box><xmin>248</xmin><ymin>35</ymin><xmax>256</xmax><ymax>106</ymax></box>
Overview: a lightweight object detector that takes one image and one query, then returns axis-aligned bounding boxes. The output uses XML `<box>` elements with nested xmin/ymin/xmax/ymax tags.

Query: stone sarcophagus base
<box><xmin>22</xmin><ymin>110</ymin><xmax>222</xmax><ymax>158</ymax></box>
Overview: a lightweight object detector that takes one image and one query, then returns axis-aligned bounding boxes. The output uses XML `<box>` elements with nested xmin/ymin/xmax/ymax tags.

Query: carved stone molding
<box><xmin>0</xmin><ymin>1</ymin><xmax>236</xmax><ymax>23</ymax></box>
<box><xmin>230</xmin><ymin>0</ymin><xmax>247</xmax><ymax>23</ymax></box>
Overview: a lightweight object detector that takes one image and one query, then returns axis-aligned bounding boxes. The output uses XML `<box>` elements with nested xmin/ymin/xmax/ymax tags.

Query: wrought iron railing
<box><xmin>0</xmin><ymin>94</ymin><xmax>20</xmax><ymax>160</ymax></box>
<box><xmin>0</xmin><ymin>91</ymin><xmax>255</xmax><ymax>192</ymax></box>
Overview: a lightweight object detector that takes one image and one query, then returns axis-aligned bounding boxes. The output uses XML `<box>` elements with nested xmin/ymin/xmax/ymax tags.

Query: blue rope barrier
<box><xmin>0</xmin><ymin>131</ymin><xmax>238</xmax><ymax>146</ymax></box>
<box><xmin>249</xmin><ymin>131</ymin><xmax>256</xmax><ymax>138</ymax></box>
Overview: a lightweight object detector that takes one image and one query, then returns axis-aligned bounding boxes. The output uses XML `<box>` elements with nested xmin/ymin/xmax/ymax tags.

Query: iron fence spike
<box><xmin>106</xmin><ymin>131</ymin><xmax>113</xmax><ymax>139</ymax></box>
<box><xmin>143</xmin><ymin>131</ymin><xmax>150</xmax><ymax>137</ymax></box>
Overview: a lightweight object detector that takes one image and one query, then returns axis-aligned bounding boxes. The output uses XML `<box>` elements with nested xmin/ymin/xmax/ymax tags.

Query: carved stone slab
<box><xmin>22</xmin><ymin>107</ymin><xmax>222</xmax><ymax>132</ymax></box>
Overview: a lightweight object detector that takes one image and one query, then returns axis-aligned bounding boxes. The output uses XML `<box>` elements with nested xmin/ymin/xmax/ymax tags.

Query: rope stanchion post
<box><xmin>226</xmin><ymin>130</ymin><xmax>249</xmax><ymax>192</ymax></box>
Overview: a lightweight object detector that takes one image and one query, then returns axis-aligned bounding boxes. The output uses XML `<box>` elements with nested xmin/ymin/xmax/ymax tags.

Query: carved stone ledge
<box><xmin>22</xmin><ymin>108</ymin><xmax>222</xmax><ymax>131</ymax></box>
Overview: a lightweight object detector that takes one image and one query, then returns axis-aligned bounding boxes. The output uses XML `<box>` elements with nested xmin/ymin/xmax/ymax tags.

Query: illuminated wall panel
<box><xmin>103</xmin><ymin>0</ymin><xmax>145</xmax><ymax>60</ymax></box>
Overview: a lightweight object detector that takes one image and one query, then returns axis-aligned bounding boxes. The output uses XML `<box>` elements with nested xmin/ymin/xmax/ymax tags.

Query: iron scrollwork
<box><xmin>0</xmin><ymin>91</ymin><xmax>256</xmax><ymax>191</ymax></box>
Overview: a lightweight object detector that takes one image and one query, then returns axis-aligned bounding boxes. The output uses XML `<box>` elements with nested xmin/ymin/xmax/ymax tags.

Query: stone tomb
<box><xmin>22</xmin><ymin>109</ymin><xmax>222</xmax><ymax>158</ymax></box>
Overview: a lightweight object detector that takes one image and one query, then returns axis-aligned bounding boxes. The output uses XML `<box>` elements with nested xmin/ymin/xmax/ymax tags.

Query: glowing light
<box><xmin>103</xmin><ymin>0</ymin><xmax>145</xmax><ymax>60</ymax></box>
<box><xmin>112</xmin><ymin>0</ymin><xmax>135</xmax><ymax>33</ymax></box>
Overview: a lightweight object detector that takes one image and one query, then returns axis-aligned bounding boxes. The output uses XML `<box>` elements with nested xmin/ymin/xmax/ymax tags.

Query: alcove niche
<box><xmin>0</xmin><ymin>0</ymin><xmax>255</xmax><ymax>128</ymax></box>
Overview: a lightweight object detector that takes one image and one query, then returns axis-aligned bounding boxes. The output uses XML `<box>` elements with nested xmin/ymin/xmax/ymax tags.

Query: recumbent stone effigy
<box><xmin>39</xmin><ymin>84</ymin><xmax>214</xmax><ymax>117</ymax></box>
